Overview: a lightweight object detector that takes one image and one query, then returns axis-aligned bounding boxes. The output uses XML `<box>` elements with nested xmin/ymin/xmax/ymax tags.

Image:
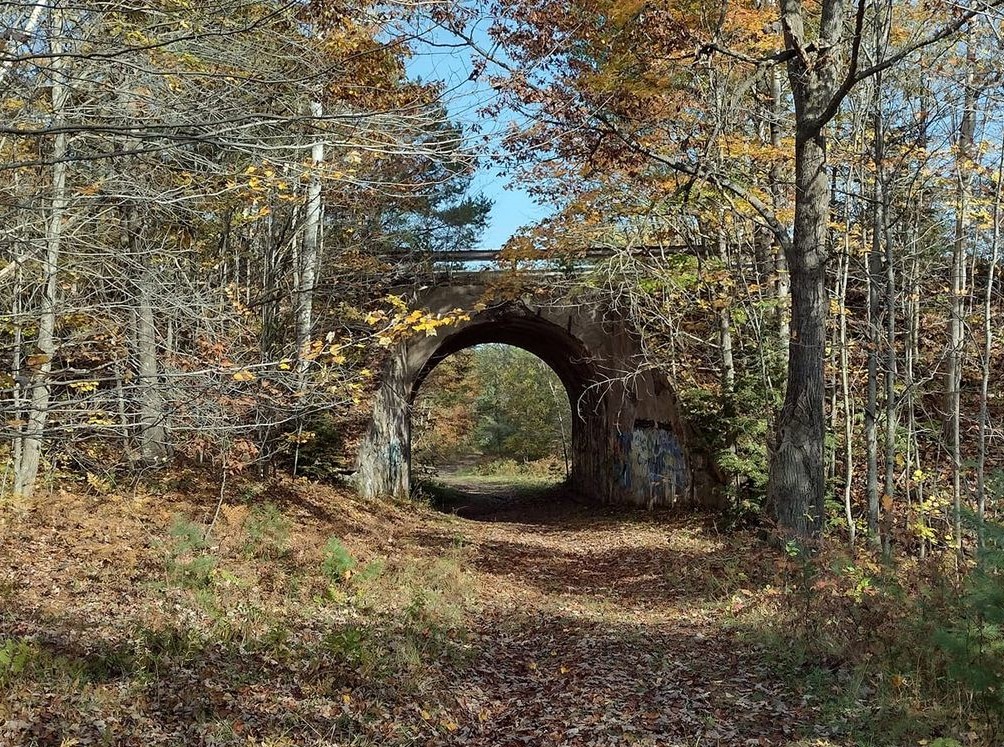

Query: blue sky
<box><xmin>404</xmin><ymin>25</ymin><xmax>551</xmax><ymax>250</ymax></box>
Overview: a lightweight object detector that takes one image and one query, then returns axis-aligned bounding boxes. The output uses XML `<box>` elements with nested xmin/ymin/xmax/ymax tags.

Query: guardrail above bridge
<box><xmin>377</xmin><ymin>244</ymin><xmax>698</xmax><ymax>267</ymax></box>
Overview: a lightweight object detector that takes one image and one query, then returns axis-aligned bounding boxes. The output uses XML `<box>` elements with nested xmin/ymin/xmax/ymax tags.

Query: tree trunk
<box><xmin>865</xmin><ymin>66</ymin><xmax>885</xmax><ymax>545</ymax></box>
<box><xmin>767</xmin><ymin>0</ymin><xmax>847</xmax><ymax>536</ymax></box>
<box><xmin>135</xmin><ymin>268</ymin><xmax>170</xmax><ymax>463</ymax></box>
<box><xmin>296</xmin><ymin>100</ymin><xmax>324</xmax><ymax>384</ymax></box>
<box><xmin>0</xmin><ymin>1</ymin><xmax>45</xmax><ymax>88</ymax></box>
<box><xmin>865</xmin><ymin>206</ymin><xmax>881</xmax><ymax>544</ymax></box>
<box><xmin>770</xmin><ymin>64</ymin><xmax>791</xmax><ymax>363</ymax></box>
<box><xmin>120</xmin><ymin>205</ymin><xmax>171</xmax><ymax>465</ymax></box>
<box><xmin>838</xmin><ymin>170</ymin><xmax>855</xmax><ymax>547</ymax></box>
<box><xmin>946</xmin><ymin>43</ymin><xmax>975</xmax><ymax>552</ymax></box>
<box><xmin>906</xmin><ymin>238</ymin><xmax>926</xmax><ymax>556</ymax></box>
<box><xmin>14</xmin><ymin>10</ymin><xmax>67</xmax><ymax>497</ymax></box>
<box><xmin>766</xmin><ymin>134</ymin><xmax>829</xmax><ymax>536</ymax></box>
<box><xmin>717</xmin><ymin>226</ymin><xmax>735</xmax><ymax>393</ymax></box>
<box><xmin>881</xmin><ymin>183</ymin><xmax>897</xmax><ymax>556</ymax></box>
<box><xmin>977</xmin><ymin>131</ymin><xmax>1003</xmax><ymax>538</ymax></box>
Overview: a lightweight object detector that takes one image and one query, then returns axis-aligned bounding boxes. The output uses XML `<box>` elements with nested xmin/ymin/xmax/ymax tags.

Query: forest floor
<box><xmin>0</xmin><ymin>472</ymin><xmax>913</xmax><ymax>746</ymax></box>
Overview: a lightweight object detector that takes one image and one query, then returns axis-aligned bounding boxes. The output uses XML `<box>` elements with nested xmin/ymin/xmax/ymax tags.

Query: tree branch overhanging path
<box><xmin>446</xmin><ymin>0</ymin><xmax>1004</xmax><ymax>536</ymax></box>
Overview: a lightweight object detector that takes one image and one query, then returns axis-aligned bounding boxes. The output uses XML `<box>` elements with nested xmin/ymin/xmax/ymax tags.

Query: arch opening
<box><xmin>411</xmin><ymin>343</ymin><xmax>575</xmax><ymax>515</ymax></box>
<box><xmin>409</xmin><ymin>315</ymin><xmax>599</xmax><ymax>409</ymax></box>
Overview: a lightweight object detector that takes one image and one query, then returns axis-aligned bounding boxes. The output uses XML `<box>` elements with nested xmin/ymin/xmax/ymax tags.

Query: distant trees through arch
<box><xmin>412</xmin><ymin>344</ymin><xmax>572</xmax><ymax>483</ymax></box>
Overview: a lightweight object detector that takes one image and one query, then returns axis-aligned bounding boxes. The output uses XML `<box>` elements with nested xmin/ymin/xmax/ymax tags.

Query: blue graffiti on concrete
<box><xmin>613</xmin><ymin>422</ymin><xmax>688</xmax><ymax>504</ymax></box>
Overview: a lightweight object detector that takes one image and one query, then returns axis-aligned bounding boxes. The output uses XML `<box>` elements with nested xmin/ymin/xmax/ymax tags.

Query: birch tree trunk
<box><xmin>946</xmin><ymin>43</ymin><xmax>975</xmax><ymax>552</ymax></box>
<box><xmin>14</xmin><ymin>8</ymin><xmax>67</xmax><ymax>497</ymax></box>
<box><xmin>866</xmin><ymin>55</ymin><xmax>886</xmax><ymax>546</ymax></box>
<box><xmin>976</xmin><ymin>132</ymin><xmax>1003</xmax><ymax>537</ymax></box>
<box><xmin>881</xmin><ymin>184</ymin><xmax>897</xmax><ymax>556</ymax></box>
<box><xmin>296</xmin><ymin>100</ymin><xmax>324</xmax><ymax>385</ymax></box>
<box><xmin>770</xmin><ymin>64</ymin><xmax>791</xmax><ymax>363</ymax></box>
<box><xmin>717</xmin><ymin>225</ymin><xmax>735</xmax><ymax>394</ymax></box>
<box><xmin>0</xmin><ymin>1</ymin><xmax>45</xmax><ymax>89</ymax></box>
<box><xmin>838</xmin><ymin>169</ymin><xmax>855</xmax><ymax>547</ymax></box>
<box><xmin>865</xmin><ymin>206</ymin><xmax>882</xmax><ymax>543</ymax></box>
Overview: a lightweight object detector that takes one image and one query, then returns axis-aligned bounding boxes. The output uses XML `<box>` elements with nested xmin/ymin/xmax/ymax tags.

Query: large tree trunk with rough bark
<box><xmin>766</xmin><ymin>134</ymin><xmax>829</xmax><ymax>535</ymax></box>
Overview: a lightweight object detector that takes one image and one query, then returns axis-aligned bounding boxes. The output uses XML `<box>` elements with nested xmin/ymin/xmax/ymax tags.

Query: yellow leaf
<box><xmin>232</xmin><ymin>370</ymin><xmax>256</xmax><ymax>382</ymax></box>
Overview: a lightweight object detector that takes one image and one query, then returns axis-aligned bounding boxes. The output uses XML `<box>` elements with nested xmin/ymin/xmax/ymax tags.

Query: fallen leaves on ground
<box><xmin>1</xmin><ymin>474</ymin><xmax>844</xmax><ymax>746</ymax></box>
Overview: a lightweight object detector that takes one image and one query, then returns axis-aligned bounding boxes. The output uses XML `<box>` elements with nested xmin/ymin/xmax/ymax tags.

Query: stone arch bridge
<box><xmin>355</xmin><ymin>255</ymin><xmax>722</xmax><ymax>509</ymax></box>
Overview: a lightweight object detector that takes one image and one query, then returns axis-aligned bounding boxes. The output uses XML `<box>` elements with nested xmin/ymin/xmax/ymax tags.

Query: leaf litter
<box><xmin>0</xmin><ymin>475</ymin><xmax>837</xmax><ymax>746</ymax></box>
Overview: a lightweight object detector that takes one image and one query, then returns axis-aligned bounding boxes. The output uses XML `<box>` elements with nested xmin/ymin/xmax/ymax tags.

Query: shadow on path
<box><xmin>419</xmin><ymin>474</ymin><xmax>573</xmax><ymax>522</ymax></box>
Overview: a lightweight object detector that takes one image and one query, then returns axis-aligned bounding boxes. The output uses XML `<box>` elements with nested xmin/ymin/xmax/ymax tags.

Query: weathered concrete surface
<box><xmin>356</xmin><ymin>285</ymin><xmax>722</xmax><ymax>508</ymax></box>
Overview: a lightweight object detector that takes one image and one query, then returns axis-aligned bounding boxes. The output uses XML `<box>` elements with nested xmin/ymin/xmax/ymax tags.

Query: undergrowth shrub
<box><xmin>470</xmin><ymin>455</ymin><xmax>565</xmax><ymax>479</ymax></box>
<box><xmin>165</xmin><ymin>516</ymin><xmax>216</xmax><ymax>589</ymax></box>
<box><xmin>321</xmin><ymin>536</ymin><xmax>356</xmax><ymax>582</ymax></box>
<box><xmin>244</xmin><ymin>502</ymin><xmax>291</xmax><ymax>559</ymax></box>
<box><xmin>0</xmin><ymin>635</ymin><xmax>138</xmax><ymax>685</ymax></box>
<box><xmin>0</xmin><ymin>637</ymin><xmax>36</xmax><ymax>683</ymax></box>
<box><xmin>318</xmin><ymin>546</ymin><xmax>473</xmax><ymax>683</ymax></box>
<box><xmin>731</xmin><ymin>534</ymin><xmax>1004</xmax><ymax>744</ymax></box>
<box><xmin>323</xmin><ymin>625</ymin><xmax>378</xmax><ymax>672</ymax></box>
<box><xmin>396</xmin><ymin>551</ymin><xmax>472</xmax><ymax>640</ymax></box>
<box><xmin>678</xmin><ymin>379</ymin><xmax>780</xmax><ymax>526</ymax></box>
<box><xmin>936</xmin><ymin>519</ymin><xmax>1004</xmax><ymax>736</ymax></box>
<box><xmin>134</xmin><ymin>625</ymin><xmax>204</xmax><ymax>668</ymax></box>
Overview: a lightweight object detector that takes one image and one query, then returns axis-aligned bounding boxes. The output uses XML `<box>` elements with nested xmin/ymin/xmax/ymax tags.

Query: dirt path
<box><xmin>412</xmin><ymin>480</ymin><xmax>822</xmax><ymax>746</ymax></box>
<box><xmin>1</xmin><ymin>478</ymin><xmax>830</xmax><ymax>746</ymax></box>
<box><xmin>424</xmin><ymin>474</ymin><xmax>567</xmax><ymax>519</ymax></box>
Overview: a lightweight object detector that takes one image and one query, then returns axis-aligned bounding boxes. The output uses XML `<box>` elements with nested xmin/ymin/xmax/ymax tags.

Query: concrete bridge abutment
<box><xmin>356</xmin><ymin>285</ymin><xmax>721</xmax><ymax>509</ymax></box>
